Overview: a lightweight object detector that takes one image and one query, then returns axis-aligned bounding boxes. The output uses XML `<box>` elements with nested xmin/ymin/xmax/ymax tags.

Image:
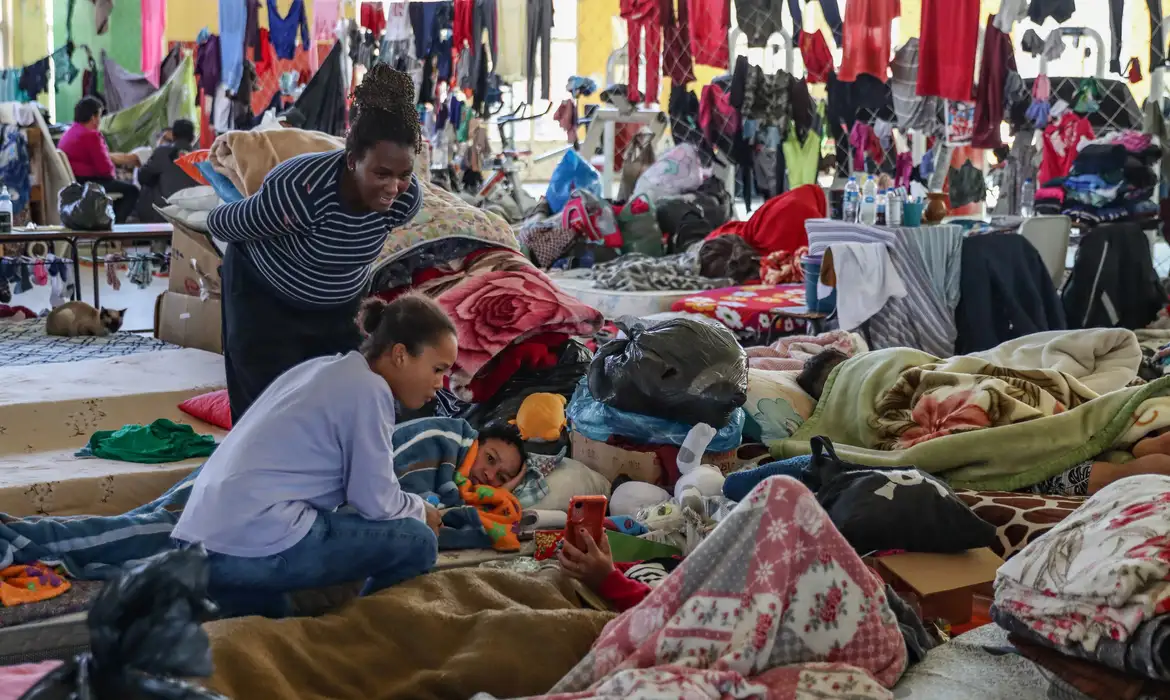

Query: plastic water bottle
<box><xmin>0</xmin><ymin>187</ymin><xmax>13</xmax><ymax>234</ymax></box>
<box><xmin>876</xmin><ymin>189</ymin><xmax>888</xmax><ymax>225</ymax></box>
<box><xmin>1020</xmin><ymin>178</ymin><xmax>1036</xmax><ymax>217</ymax></box>
<box><xmin>887</xmin><ymin>188</ymin><xmax>904</xmax><ymax>227</ymax></box>
<box><xmin>860</xmin><ymin>178</ymin><xmax>878</xmax><ymax>225</ymax></box>
<box><xmin>843</xmin><ymin>176</ymin><xmax>860</xmax><ymax>222</ymax></box>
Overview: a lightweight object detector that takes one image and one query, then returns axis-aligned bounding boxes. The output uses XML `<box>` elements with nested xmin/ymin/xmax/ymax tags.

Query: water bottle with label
<box><xmin>843</xmin><ymin>176</ymin><xmax>860</xmax><ymax>222</ymax></box>
<box><xmin>860</xmin><ymin>177</ymin><xmax>878</xmax><ymax>226</ymax></box>
<box><xmin>0</xmin><ymin>187</ymin><xmax>13</xmax><ymax>234</ymax></box>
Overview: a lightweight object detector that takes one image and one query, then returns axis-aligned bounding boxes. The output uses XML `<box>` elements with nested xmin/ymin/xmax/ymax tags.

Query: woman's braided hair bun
<box><xmin>347</xmin><ymin>64</ymin><xmax>422</xmax><ymax>155</ymax></box>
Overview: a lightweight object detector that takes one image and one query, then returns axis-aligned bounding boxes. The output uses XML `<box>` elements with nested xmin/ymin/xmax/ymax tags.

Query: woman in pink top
<box><xmin>57</xmin><ymin>97</ymin><xmax>141</xmax><ymax>223</ymax></box>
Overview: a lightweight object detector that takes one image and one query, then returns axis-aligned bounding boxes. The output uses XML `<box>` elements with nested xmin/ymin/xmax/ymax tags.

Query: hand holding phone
<box><xmin>563</xmin><ymin>495</ymin><xmax>607</xmax><ymax>552</ymax></box>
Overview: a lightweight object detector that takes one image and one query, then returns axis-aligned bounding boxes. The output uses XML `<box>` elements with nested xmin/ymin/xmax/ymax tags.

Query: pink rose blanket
<box><xmin>507</xmin><ymin>476</ymin><xmax>907</xmax><ymax>699</ymax></box>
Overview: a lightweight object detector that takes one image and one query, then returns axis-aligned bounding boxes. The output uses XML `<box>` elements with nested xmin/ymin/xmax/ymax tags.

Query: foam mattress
<box><xmin>551</xmin><ymin>273</ymin><xmax>703</xmax><ymax>319</ymax></box>
<box><xmin>0</xmin><ymin>349</ymin><xmax>228</xmax><ymax>517</ymax></box>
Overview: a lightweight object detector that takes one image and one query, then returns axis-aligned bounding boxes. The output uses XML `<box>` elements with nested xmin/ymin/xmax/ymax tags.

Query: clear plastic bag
<box><xmin>58</xmin><ymin>182</ymin><xmax>115</xmax><ymax>231</ymax></box>
<box><xmin>568</xmin><ymin>379</ymin><xmax>745</xmax><ymax>451</ymax></box>
<box><xmin>587</xmin><ymin>317</ymin><xmax>748</xmax><ymax>429</ymax></box>
<box><xmin>19</xmin><ymin>549</ymin><xmax>226</xmax><ymax>700</ymax></box>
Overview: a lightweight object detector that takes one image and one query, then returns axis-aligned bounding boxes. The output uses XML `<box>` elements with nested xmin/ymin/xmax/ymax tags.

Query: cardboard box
<box><xmin>569</xmin><ymin>431</ymin><xmax>746</xmax><ymax>485</ymax></box>
<box><xmin>155</xmin><ymin>292</ymin><xmax>222</xmax><ymax>354</ymax></box>
<box><xmin>868</xmin><ymin>548</ymin><xmax>1004</xmax><ymax>626</ymax></box>
<box><xmin>169</xmin><ymin>222</ymin><xmax>222</xmax><ymax>298</ymax></box>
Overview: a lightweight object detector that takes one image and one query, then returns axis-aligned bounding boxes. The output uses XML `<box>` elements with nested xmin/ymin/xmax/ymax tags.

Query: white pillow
<box><xmin>158</xmin><ymin>204</ymin><xmax>210</xmax><ymax>232</ymax></box>
<box><xmin>530</xmin><ymin>458</ymin><xmax>611</xmax><ymax>512</ymax></box>
<box><xmin>168</xmin><ymin>186</ymin><xmax>221</xmax><ymax>212</ymax></box>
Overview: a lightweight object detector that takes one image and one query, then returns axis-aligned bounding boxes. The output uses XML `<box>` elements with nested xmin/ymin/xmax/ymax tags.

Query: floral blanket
<box><xmin>439</xmin><ymin>265</ymin><xmax>602</xmax><ymax>386</ymax></box>
<box><xmin>994</xmin><ymin>474</ymin><xmax>1170</xmax><ymax>653</ymax></box>
<box><xmin>872</xmin><ymin>356</ymin><xmax>1099</xmax><ymax>449</ymax></box>
<box><xmin>483</xmin><ymin>476</ymin><xmax>907</xmax><ymax>699</ymax></box>
<box><xmin>776</xmin><ymin>348</ymin><xmax>1170</xmax><ymax>491</ymax></box>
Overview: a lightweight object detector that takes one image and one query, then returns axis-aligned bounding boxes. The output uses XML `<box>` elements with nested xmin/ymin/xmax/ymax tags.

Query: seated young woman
<box><xmin>172</xmin><ymin>293</ymin><xmax>520</xmax><ymax>618</ymax></box>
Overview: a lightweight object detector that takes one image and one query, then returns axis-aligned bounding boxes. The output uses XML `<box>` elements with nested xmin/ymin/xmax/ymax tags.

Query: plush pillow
<box><xmin>743</xmin><ymin>368</ymin><xmax>816</xmax><ymax>443</ymax></box>
<box><xmin>195</xmin><ymin>161</ymin><xmax>244</xmax><ymax>203</ymax></box>
<box><xmin>530</xmin><ymin>458</ymin><xmax>611</xmax><ymax>512</ymax></box>
<box><xmin>809</xmin><ymin>437</ymin><xmax>996</xmax><ymax>554</ymax></box>
<box><xmin>178</xmin><ymin>390</ymin><xmax>232</xmax><ymax>430</ymax></box>
<box><xmin>176</xmin><ymin>150</ymin><xmax>211</xmax><ymax>185</ymax></box>
<box><xmin>167</xmin><ymin>186</ymin><xmax>220</xmax><ymax>212</ymax></box>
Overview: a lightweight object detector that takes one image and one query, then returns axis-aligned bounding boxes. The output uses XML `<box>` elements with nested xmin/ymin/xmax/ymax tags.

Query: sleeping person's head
<box><xmin>357</xmin><ymin>294</ymin><xmax>458</xmax><ymax>410</ymax></box>
<box><xmin>469</xmin><ymin>423</ymin><xmax>528</xmax><ymax>490</ymax></box>
<box><xmin>796</xmin><ymin>348</ymin><xmax>850</xmax><ymax>401</ymax></box>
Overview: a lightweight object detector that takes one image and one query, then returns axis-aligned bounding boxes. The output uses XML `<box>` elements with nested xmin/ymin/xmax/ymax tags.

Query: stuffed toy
<box><xmin>512</xmin><ymin>393</ymin><xmax>568</xmax><ymax>442</ymax></box>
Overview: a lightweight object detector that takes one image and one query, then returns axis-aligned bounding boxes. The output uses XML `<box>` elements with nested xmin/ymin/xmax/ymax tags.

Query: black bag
<box><xmin>464</xmin><ymin>339</ymin><xmax>593</xmax><ymax>429</ymax></box>
<box><xmin>19</xmin><ymin>549</ymin><xmax>226</xmax><ymax>700</ymax></box>
<box><xmin>807</xmin><ymin>437</ymin><xmax>997</xmax><ymax>555</ymax></box>
<box><xmin>59</xmin><ymin>181</ymin><xmax>115</xmax><ymax>231</ymax></box>
<box><xmin>588</xmin><ymin>317</ymin><xmax>747</xmax><ymax>429</ymax></box>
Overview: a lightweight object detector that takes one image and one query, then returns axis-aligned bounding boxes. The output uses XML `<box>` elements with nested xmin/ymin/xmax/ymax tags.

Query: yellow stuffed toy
<box><xmin>512</xmin><ymin>393</ymin><xmax>568</xmax><ymax>442</ymax></box>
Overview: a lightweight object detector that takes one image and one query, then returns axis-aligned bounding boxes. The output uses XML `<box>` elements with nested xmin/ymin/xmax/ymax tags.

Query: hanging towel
<box><xmin>823</xmin><ymin>243</ymin><xmax>907</xmax><ymax>332</ymax></box>
<box><xmin>141</xmin><ymin>0</ymin><xmax>166</xmax><ymax>86</ymax></box>
<box><xmin>218</xmin><ymin>0</ymin><xmax>247</xmax><ymax>91</ymax></box>
<box><xmin>76</xmin><ymin>419</ymin><xmax>218</xmax><ymax>464</ymax></box>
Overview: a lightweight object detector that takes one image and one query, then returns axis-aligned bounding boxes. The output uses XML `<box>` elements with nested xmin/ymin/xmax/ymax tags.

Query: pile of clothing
<box><xmin>992</xmin><ymin>474</ymin><xmax>1170</xmax><ymax>687</ymax></box>
<box><xmin>1038</xmin><ymin>129</ymin><xmax>1160</xmax><ymax>226</ymax></box>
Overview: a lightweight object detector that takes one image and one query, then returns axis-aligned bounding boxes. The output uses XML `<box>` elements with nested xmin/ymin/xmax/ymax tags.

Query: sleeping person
<box><xmin>172</xmin><ymin>293</ymin><xmax>461</xmax><ymax>619</ymax></box>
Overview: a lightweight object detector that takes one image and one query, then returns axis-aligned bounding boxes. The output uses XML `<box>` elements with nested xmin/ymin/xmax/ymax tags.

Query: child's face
<box><xmin>469</xmin><ymin>438</ymin><xmax>524</xmax><ymax>489</ymax></box>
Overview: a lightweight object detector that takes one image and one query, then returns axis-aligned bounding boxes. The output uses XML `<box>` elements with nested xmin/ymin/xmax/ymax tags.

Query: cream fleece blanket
<box><xmin>209</xmin><ymin>128</ymin><xmax>344</xmax><ymax>196</ymax></box>
<box><xmin>969</xmin><ymin>329</ymin><xmax>1141</xmax><ymax>395</ymax></box>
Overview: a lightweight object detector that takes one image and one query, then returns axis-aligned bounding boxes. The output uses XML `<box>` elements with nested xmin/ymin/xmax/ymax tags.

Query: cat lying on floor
<box><xmin>45</xmin><ymin>302</ymin><xmax>125</xmax><ymax>337</ymax></box>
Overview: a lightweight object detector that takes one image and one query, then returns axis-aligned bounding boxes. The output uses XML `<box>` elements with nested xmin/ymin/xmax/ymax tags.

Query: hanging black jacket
<box><xmin>1062</xmin><ymin>222</ymin><xmax>1164</xmax><ymax>331</ymax></box>
<box><xmin>294</xmin><ymin>42</ymin><xmax>347</xmax><ymax>136</ymax></box>
<box><xmin>955</xmin><ymin>233</ymin><xmax>1066</xmax><ymax>354</ymax></box>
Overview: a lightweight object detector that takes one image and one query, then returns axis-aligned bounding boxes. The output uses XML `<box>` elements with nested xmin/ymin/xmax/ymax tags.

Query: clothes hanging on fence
<box><xmin>972</xmin><ymin>16</ymin><xmax>1015</xmax><ymax>149</ymax></box>
<box><xmin>17</xmin><ymin>59</ymin><xmax>50</xmax><ymax>99</ymax></box>
<box><xmin>789</xmin><ymin>0</ymin><xmax>844</xmax><ymax>47</ymax></box>
<box><xmin>159</xmin><ymin>46</ymin><xmax>182</xmax><ymax>85</ymax></box>
<box><xmin>687</xmin><ymin>0</ymin><xmax>730</xmax><ymax>68</ymax></box>
<box><xmin>246</xmin><ymin>0</ymin><xmax>263</xmax><ymax>62</ymax></box>
<box><xmin>141</xmin><ymin>0</ymin><xmax>166</xmax><ymax>86</ymax></box>
<box><xmin>526</xmin><ymin>0</ymin><xmax>554</xmax><ymax>102</ymax></box>
<box><xmin>916</xmin><ymin>0</ymin><xmax>980</xmax><ymax>102</ymax></box>
<box><xmin>733</xmin><ymin>0</ymin><xmax>781</xmax><ymax>47</ymax></box>
<box><xmin>662</xmin><ymin>0</ymin><xmax>696</xmax><ymax>84</ymax></box>
<box><xmin>219</xmin><ymin>0</ymin><xmax>247</xmax><ymax>91</ymax></box>
<box><xmin>472</xmin><ymin>0</ymin><xmax>498</xmax><ymax>94</ymax></box>
<box><xmin>361</xmin><ymin>1</ymin><xmax>387</xmax><ymax>35</ymax></box>
<box><xmin>623</xmin><ymin>0</ymin><xmax>661</xmax><ymax>104</ymax></box>
<box><xmin>195</xmin><ymin>33</ymin><xmax>222</xmax><ymax>98</ymax></box>
<box><xmin>269</xmin><ymin>0</ymin><xmax>311</xmax><ymax>59</ymax></box>
<box><xmin>838</xmin><ymin>0</ymin><xmax>899</xmax><ymax>83</ymax></box>
<box><xmin>891</xmin><ymin>39</ymin><xmax>942</xmax><ymax>135</ymax></box>
<box><xmin>313</xmin><ymin>0</ymin><xmax>340</xmax><ymax>40</ymax></box>
<box><xmin>52</xmin><ymin>46</ymin><xmax>79</xmax><ymax>87</ymax></box>
<box><xmin>89</xmin><ymin>0</ymin><xmax>113</xmax><ymax>34</ymax></box>
<box><xmin>1150</xmin><ymin>0</ymin><xmax>1165</xmax><ymax>70</ymax></box>
<box><xmin>799</xmin><ymin>30</ymin><xmax>832</xmax><ymax>83</ymax></box>
<box><xmin>495</xmin><ymin>0</ymin><xmax>527</xmax><ymax>81</ymax></box>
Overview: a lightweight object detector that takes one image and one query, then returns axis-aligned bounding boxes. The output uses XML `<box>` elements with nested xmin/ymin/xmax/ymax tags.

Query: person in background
<box><xmin>172</xmin><ymin>294</ymin><xmax>457</xmax><ymax>619</ymax></box>
<box><xmin>58</xmin><ymin>96</ymin><xmax>141</xmax><ymax>223</ymax></box>
<box><xmin>207</xmin><ymin>63</ymin><xmax>424</xmax><ymax>423</ymax></box>
<box><xmin>136</xmin><ymin>119</ymin><xmax>199</xmax><ymax>223</ymax></box>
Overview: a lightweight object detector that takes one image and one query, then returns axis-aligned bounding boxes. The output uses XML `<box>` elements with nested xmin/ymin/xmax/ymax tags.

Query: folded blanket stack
<box><xmin>992</xmin><ymin>474</ymin><xmax>1170</xmax><ymax>683</ymax></box>
<box><xmin>1047</xmin><ymin>130</ymin><xmax>1160</xmax><ymax>225</ymax></box>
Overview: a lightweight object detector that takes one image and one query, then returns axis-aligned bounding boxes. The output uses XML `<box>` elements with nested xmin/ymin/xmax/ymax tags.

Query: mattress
<box><xmin>0</xmin><ymin>318</ymin><xmax>178</xmax><ymax>367</ymax></box>
<box><xmin>0</xmin><ymin>349</ymin><xmax>227</xmax><ymax>517</ymax></box>
<box><xmin>551</xmin><ymin>273</ymin><xmax>702</xmax><ymax>319</ymax></box>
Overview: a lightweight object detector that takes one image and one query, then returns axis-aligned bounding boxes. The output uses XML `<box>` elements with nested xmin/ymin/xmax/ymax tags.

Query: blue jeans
<box><xmin>202</xmin><ymin>511</ymin><xmax>438</xmax><ymax>618</ymax></box>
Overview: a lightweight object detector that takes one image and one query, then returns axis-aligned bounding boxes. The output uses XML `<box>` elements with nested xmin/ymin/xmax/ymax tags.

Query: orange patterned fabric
<box><xmin>454</xmin><ymin>442</ymin><xmax>523</xmax><ymax>552</ymax></box>
<box><xmin>0</xmin><ymin>564</ymin><xmax>70</xmax><ymax>607</ymax></box>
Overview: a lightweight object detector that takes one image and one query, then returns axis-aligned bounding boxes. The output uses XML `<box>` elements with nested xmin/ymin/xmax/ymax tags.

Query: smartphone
<box><xmin>564</xmin><ymin>495</ymin><xmax>608</xmax><ymax>552</ymax></box>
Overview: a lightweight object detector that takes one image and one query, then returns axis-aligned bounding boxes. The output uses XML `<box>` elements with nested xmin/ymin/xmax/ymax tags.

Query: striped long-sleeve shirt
<box><xmin>207</xmin><ymin>150</ymin><xmax>422</xmax><ymax>309</ymax></box>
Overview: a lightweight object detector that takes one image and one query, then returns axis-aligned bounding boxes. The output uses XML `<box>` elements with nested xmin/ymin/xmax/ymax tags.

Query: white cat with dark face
<box><xmin>45</xmin><ymin>301</ymin><xmax>126</xmax><ymax>337</ymax></box>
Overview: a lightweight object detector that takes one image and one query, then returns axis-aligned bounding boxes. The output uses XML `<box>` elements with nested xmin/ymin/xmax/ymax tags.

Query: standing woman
<box><xmin>208</xmin><ymin>65</ymin><xmax>424</xmax><ymax>422</ymax></box>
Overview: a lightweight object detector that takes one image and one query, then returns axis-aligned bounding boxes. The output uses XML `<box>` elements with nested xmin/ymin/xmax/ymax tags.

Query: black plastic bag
<box><xmin>19</xmin><ymin>548</ymin><xmax>227</xmax><ymax>700</ymax></box>
<box><xmin>59</xmin><ymin>182</ymin><xmax>115</xmax><ymax>231</ymax></box>
<box><xmin>464</xmin><ymin>339</ymin><xmax>593</xmax><ymax>429</ymax></box>
<box><xmin>588</xmin><ymin>317</ymin><xmax>747</xmax><ymax>429</ymax></box>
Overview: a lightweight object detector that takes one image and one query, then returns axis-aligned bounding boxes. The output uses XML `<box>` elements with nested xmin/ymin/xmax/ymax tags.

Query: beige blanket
<box><xmin>969</xmin><ymin>329</ymin><xmax>1141</xmax><ymax>395</ymax></box>
<box><xmin>209</xmin><ymin>128</ymin><xmax>344</xmax><ymax>196</ymax></box>
<box><xmin>204</xmin><ymin>569</ymin><xmax>614</xmax><ymax>700</ymax></box>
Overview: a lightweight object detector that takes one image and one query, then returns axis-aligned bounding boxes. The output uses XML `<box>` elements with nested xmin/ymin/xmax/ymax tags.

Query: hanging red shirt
<box><xmin>687</xmin><ymin>0</ymin><xmax>731</xmax><ymax>69</ymax></box>
<box><xmin>1039</xmin><ymin>112</ymin><xmax>1095</xmax><ymax>185</ymax></box>
<box><xmin>837</xmin><ymin>0</ymin><xmax>900</xmax><ymax>83</ymax></box>
<box><xmin>800</xmin><ymin>30</ymin><xmax>833</xmax><ymax>83</ymax></box>
<box><xmin>916</xmin><ymin>0</ymin><xmax>980</xmax><ymax>101</ymax></box>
